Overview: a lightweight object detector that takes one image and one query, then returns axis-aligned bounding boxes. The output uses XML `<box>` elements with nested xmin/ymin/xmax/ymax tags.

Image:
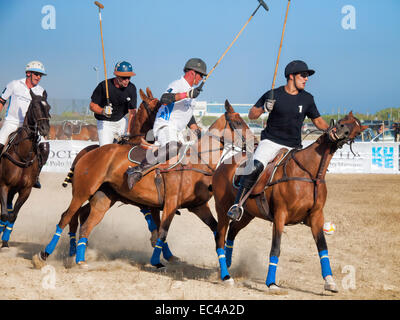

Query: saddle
<box><xmin>233</xmin><ymin>148</ymin><xmax>289</xmax><ymax>195</ymax></box>
<box><xmin>63</xmin><ymin>121</ymin><xmax>83</xmax><ymax>137</ymax></box>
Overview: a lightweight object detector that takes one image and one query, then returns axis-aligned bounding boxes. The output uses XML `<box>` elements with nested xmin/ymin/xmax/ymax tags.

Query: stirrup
<box><xmin>227</xmin><ymin>204</ymin><xmax>244</xmax><ymax>222</ymax></box>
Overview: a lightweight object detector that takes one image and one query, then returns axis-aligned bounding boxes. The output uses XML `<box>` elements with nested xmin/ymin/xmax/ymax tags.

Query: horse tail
<box><xmin>62</xmin><ymin>168</ymin><xmax>74</xmax><ymax>187</ymax></box>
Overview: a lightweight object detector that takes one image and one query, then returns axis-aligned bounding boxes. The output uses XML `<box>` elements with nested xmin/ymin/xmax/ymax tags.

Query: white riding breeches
<box><xmin>0</xmin><ymin>120</ymin><xmax>44</xmax><ymax>145</ymax></box>
<box><xmin>252</xmin><ymin>138</ymin><xmax>293</xmax><ymax>168</ymax></box>
<box><xmin>97</xmin><ymin>117</ymin><xmax>128</xmax><ymax>146</ymax></box>
<box><xmin>154</xmin><ymin>125</ymin><xmax>185</xmax><ymax>147</ymax></box>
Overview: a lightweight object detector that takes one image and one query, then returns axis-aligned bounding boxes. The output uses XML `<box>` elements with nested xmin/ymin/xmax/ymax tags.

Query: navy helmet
<box><xmin>284</xmin><ymin>60</ymin><xmax>315</xmax><ymax>78</ymax></box>
<box><xmin>114</xmin><ymin>61</ymin><xmax>135</xmax><ymax>77</ymax></box>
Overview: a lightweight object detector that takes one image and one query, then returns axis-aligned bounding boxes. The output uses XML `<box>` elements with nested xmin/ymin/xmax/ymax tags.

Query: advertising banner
<box><xmin>43</xmin><ymin>140</ymin><xmax>400</xmax><ymax>174</ymax></box>
<box><xmin>42</xmin><ymin>140</ymin><xmax>98</xmax><ymax>173</ymax></box>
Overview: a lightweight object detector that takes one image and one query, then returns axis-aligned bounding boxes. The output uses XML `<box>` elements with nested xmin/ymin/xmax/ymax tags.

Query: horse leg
<box><xmin>265</xmin><ymin>212</ymin><xmax>286</xmax><ymax>289</ymax></box>
<box><xmin>309</xmin><ymin>210</ymin><xmax>338</xmax><ymax>293</ymax></box>
<box><xmin>68</xmin><ymin>203</ymin><xmax>91</xmax><ymax>257</ymax></box>
<box><xmin>225</xmin><ymin>212</ymin><xmax>254</xmax><ymax>268</ymax></box>
<box><xmin>0</xmin><ymin>186</ymin><xmax>10</xmax><ymax>236</ymax></box>
<box><xmin>75</xmin><ymin>189</ymin><xmax>113</xmax><ymax>267</ymax></box>
<box><xmin>1</xmin><ymin>188</ymin><xmax>31</xmax><ymax>248</ymax></box>
<box><xmin>32</xmin><ymin>194</ymin><xmax>89</xmax><ymax>268</ymax></box>
<box><xmin>150</xmin><ymin>199</ymin><xmax>178</xmax><ymax>269</ymax></box>
<box><xmin>214</xmin><ymin>201</ymin><xmax>233</xmax><ymax>283</ymax></box>
<box><xmin>140</xmin><ymin>207</ymin><xmax>158</xmax><ymax>247</ymax></box>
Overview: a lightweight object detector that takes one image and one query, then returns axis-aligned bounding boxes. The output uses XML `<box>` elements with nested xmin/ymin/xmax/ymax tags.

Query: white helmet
<box><xmin>25</xmin><ymin>61</ymin><xmax>47</xmax><ymax>76</ymax></box>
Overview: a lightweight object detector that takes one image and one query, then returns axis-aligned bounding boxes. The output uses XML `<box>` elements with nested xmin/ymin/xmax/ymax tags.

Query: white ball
<box><xmin>323</xmin><ymin>222</ymin><xmax>336</xmax><ymax>235</ymax></box>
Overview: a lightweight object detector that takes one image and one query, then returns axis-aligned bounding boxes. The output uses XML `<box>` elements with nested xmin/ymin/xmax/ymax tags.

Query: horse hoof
<box><xmin>167</xmin><ymin>256</ymin><xmax>181</xmax><ymax>264</ymax></box>
<box><xmin>153</xmin><ymin>263</ymin><xmax>166</xmax><ymax>270</ymax></box>
<box><xmin>32</xmin><ymin>252</ymin><xmax>47</xmax><ymax>269</ymax></box>
<box><xmin>324</xmin><ymin>275</ymin><xmax>339</xmax><ymax>293</ymax></box>
<box><xmin>268</xmin><ymin>284</ymin><xmax>280</xmax><ymax>291</ymax></box>
<box><xmin>150</xmin><ymin>230</ymin><xmax>158</xmax><ymax>248</ymax></box>
<box><xmin>77</xmin><ymin>261</ymin><xmax>89</xmax><ymax>269</ymax></box>
<box><xmin>223</xmin><ymin>277</ymin><xmax>235</xmax><ymax>286</ymax></box>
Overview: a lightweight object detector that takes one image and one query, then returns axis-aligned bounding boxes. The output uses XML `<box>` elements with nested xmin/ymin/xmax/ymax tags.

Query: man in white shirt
<box><xmin>0</xmin><ymin>61</ymin><xmax>50</xmax><ymax>188</ymax></box>
<box><xmin>126</xmin><ymin>58</ymin><xmax>206</xmax><ymax>189</ymax></box>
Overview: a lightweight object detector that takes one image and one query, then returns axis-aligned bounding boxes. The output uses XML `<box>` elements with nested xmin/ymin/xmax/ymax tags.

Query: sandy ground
<box><xmin>0</xmin><ymin>172</ymin><xmax>399</xmax><ymax>301</ymax></box>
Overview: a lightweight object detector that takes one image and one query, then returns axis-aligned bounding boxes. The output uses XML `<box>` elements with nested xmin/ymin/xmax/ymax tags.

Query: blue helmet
<box><xmin>114</xmin><ymin>61</ymin><xmax>135</xmax><ymax>77</ymax></box>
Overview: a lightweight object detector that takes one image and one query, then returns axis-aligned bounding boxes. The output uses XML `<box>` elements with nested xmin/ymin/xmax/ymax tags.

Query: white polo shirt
<box><xmin>1</xmin><ymin>78</ymin><xmax>44</xmax><ymax>124</ymax></box>
<box><xmin>153</xmin><ymin>76</ymin><xmax>195</xmax><ymax>135</ymax></box>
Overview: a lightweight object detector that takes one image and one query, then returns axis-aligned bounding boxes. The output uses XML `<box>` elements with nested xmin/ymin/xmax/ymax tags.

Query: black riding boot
<box><xmin>126</xmin><ymin>141</ymin><xmax>181</xmax><ymax>190</ymax></box>
<box><xmin>33</xmin><ymin>142</ymin><xmax>50</xmax><ymax>189</ymax></box>
<box><xmin>227</xmin><ymin>159</ymin><xmax>264</xmax><ymax>221</ymax></box>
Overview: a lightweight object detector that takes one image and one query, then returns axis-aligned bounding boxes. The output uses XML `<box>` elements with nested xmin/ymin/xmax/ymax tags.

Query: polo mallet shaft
<box><xmin>269</xmin><ymin>0</ymin><xmax>291</xmax><ymax>100</ymax></box>
<box><xmin>94</xmin><ymin>1</ymin><xmax>109</xmax><ymax>104</ymax></box>
<box><xmin>199</xmin><ymin>0</ymin><xmax>269</xmax><ymax>90</ymax></box>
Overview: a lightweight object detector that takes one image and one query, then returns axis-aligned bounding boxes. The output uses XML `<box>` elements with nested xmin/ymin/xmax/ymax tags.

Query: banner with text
<box><xmin>42</xmin><ymin>140</ymin><xmax>400</xmax><ymax>174</ymax></box>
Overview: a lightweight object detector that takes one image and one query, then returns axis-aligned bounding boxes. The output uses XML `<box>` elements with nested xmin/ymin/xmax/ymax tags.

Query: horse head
<box><xmin>26</xmin><ymin>90</ymin><xmax>51</xmax><ymax>137</ymax></box>
<box><xmin>327</xmin><ymin>111</ymin><xmax>368</xmax><ymax>148</ymax></box>
<box><xmin>209</xmin><ymin>100</ymin><xmax>257</xmax><ymax>152</ymax></box>
<box><xmin>132</xmin><ymin>87</ymin><xmax>161</xmax><ymax>140</ymax></box>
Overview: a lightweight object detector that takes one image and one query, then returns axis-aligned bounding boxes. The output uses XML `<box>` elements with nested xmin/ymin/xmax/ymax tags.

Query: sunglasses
<box><xmin>297</xmin><ymin>72</ymin><xmax>309</xmax><ymax>78</ymax></box>
<box><xmin>32</xmin><ymin>72</ymin><xmax>43</xmax><ymax>77</ymax></box>
<box><xmin>118</xmin><ymin>76</ymin><xmax>131</xmax><ymax>80</ymax></box>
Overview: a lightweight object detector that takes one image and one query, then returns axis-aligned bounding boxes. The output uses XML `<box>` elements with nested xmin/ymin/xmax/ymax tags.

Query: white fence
<box><xmin>42</xmin><ymin>140</ymin><xmax>400</xmax><ymax>174</ymax></box>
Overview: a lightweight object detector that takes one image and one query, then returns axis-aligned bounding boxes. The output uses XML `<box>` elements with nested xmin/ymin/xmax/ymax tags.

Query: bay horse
<box><xmin>47</xmin><ymin>122</ymin><xmax>98</xmax><ymax>141</ymax></box>
<box><xmin>61</xmin><ymin>87</ymin><xmax>163</xmax><ymax>254</ymax></box>
<box><xmin>33</xmin><ymin>101</ymin><xmax>254</xmax><ymax>269</ymax></box>
<box><xmin>0</xmin><ymin>90</ymin><xmax>51</xmax><ymax>248</ymax></box>
<box><xmin>212</xmin><ymin>112</ymin><xmax>367</xmax><ymax>292</ymax></box>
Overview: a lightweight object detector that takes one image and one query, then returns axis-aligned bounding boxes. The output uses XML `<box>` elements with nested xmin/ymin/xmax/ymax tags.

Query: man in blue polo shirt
<box><xmin>227</xmin><ymin>60</ymin><xmax>330</xmax><ymax>221</ymax></box>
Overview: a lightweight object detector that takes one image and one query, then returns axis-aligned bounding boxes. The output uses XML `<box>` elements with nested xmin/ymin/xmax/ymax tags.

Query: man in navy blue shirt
<box><xmin>227</xmin><ymin>60</ymin><xmax>330</xmax><ymax>221</ymax></box>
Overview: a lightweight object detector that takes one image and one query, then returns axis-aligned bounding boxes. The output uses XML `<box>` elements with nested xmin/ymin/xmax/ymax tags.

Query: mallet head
<box><xmin>94</xmin><ymin>1</ymin><xmax>104</xmax><ymax>9</ymax></box>
<box><xmin>258</xmin><ymin>0</ymin><xmax>269</xmax><ymax>11</ymax></box>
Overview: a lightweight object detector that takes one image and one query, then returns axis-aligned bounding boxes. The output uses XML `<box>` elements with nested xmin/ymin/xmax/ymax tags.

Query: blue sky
<box><xmin>1</xmin><ymin>0</ymin><xmax>399</xmax><ymax>115</ymax></box>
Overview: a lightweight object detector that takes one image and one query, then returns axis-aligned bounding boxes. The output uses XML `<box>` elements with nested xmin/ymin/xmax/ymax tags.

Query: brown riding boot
<box><xmin>33</xmin><ymin>142</ymin><xmax>50</xmax><ymax>189</ymax></box>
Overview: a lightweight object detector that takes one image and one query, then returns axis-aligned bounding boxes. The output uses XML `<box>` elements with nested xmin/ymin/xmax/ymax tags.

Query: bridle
<box><xmin>1</xmin><ymin>98</ymin><xmax>50</xmax><ymax>168</ymax></box>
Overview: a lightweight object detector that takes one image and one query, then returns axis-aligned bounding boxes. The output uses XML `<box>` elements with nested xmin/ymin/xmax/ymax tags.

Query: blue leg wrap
<box><xmin>217</xmin><ymin>248</ymin><xmax>230</xmax><ymax>280</ymax></box>
<box><xmin>266</xmin><ymin>256</ymin><xmax>279</xmax><ymax>286</ymax></box>
<box><xmin>224</xmin><ymin>239</ymin><xmax>234</xmax><ymax>268</ymax></box>
<box><xmin>1</xmin><ymin>221</ymin><xmax>14</xmax><ymax>242</ymax></box>
<box><xmin>76</xmin><ymin>238</ymin><xmax>88</xmax><ymax>264</ymax></box>
<box><xmin>7</xmin><ymin>203</ymin><xmax>13</xmax><ymax>212</ymax></box>
<box><xmin>162</xmin><ymin>241</ymin><xmax>173</xmax><ymax>261</ymax></box>
<box><xmin>150</xmin><ymin>238</ymin><xmax>163</xmax><ymax>266</ymax></box>
<box><xmin>44</xmin><ymin>225</ymin><xmax>63</xmax><ymax>255</ymax></box>
<box><xmin>141</xmin><ymin>208</ymin><xmax>157</xmax><ymax>232</ymax></box>
<box><xmin>0</xmin><ymin>220</ymin><xmax>6</xmax><ymax>234</ymax></box>
<box><xmin>319</xmin><ymin>250</ymin><xmax>333</xmax><ymax>278</ymax></box>
<box><xmin>68</xmin><ymin>232</ymin><xmax>77</xmax><ymax>257</ymax></box>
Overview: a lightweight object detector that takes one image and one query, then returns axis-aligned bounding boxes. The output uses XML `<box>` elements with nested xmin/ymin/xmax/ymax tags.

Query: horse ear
<box><xmin>349</xmin><ymin>111</ymin><xmax>354</xmax><ymax>117</ymax></box>
<box><xmin>29</xmin><ymin>89</ymin><xmax>37</xmax><ymax>99</ymax></box>
<box><xmin>139</xmin><ymin>88</ymin><xmax>148</xmax><ymax>102</ymax></box>
<box><xmin>146</xmin><ymin>87</ymin><xmax>154</xmax><ymax>100</ymax></box>
<box><xmin>42</xmin><ymin>90</ymin><xmax>47</xmax><ymax>100</ymax></box>
<box><xmin>225</xmin><ymin>99</ymin><xmax>235</xmax><ymax>113</ymax></box>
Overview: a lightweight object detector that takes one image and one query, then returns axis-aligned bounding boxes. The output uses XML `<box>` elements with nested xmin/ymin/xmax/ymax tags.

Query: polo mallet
<box><xmin>94</xmin><ymin>1</ymin><xmax>110</xmax><ymax>107</ymax></box>
<box><xmin>266</xmin><ymin>0</ymin><xmax>291</xmax><ymax>110</ymax></box>
<box><xmin>198</xmin><ymin>0</ymin><xmax>269</xmax><ymax>90</ymax></box>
